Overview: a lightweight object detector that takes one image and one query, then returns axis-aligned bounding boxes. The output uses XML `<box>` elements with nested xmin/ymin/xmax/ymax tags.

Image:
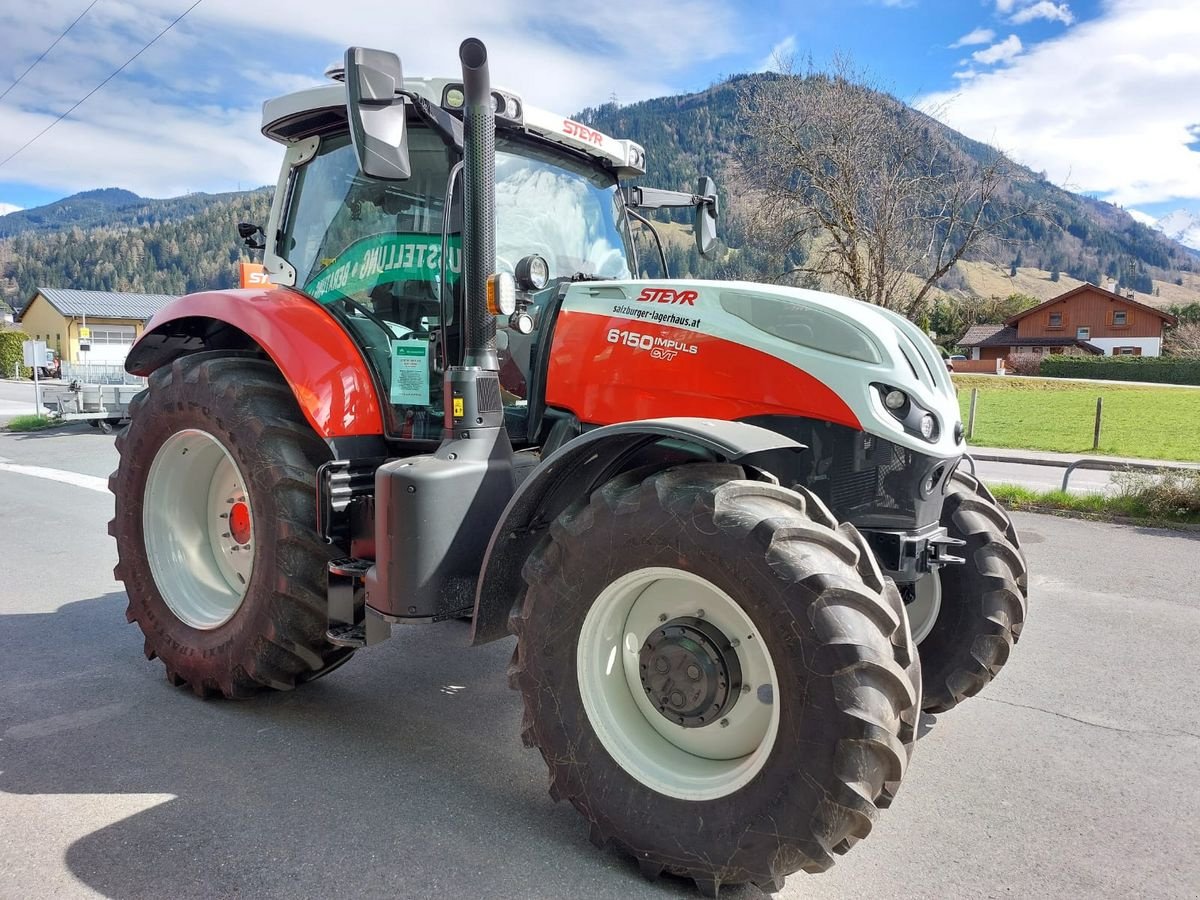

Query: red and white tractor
<box><xmin>109</xmin><ymin>40</ymin><xmax>1027</xmax><ymax>894</ymax></box>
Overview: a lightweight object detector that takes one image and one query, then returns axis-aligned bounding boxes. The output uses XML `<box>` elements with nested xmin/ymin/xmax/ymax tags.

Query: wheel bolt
<box><xmin>654</xmin><ymin>657</ymin><xmax>669</xmax><ymax>674</ymax></box>
<box><xmin>686</xmin><ymin>664</ymin><xmax>701</xmax><ymax>680</ymax></box>
<box><xmin>669</xmin><ymin>690</ymin><xmax>684</xmax><ymax>708</ymax></box>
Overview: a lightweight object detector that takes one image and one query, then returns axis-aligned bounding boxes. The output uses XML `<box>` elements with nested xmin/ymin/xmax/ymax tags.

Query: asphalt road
<box><xmin>1</xmin><ymin>429</ymin><xmax>1198</xmax><ymax>899</ymax></box>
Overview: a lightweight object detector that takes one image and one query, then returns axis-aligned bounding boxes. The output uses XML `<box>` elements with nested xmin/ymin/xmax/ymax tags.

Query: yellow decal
<box><xmin>453</xmin><ymin>397</ymin><xmax>465</xmax><ymax>417</ymax></box>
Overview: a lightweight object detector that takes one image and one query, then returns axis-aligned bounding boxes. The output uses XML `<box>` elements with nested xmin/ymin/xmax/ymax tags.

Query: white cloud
<box><xmin>0</xmin><ymin>0</ymin><xmax>742</xmax><ymax>198</ymax></box>
<box><xmin>757</xmin><ymin>35</ymin><xmax>796</xmax><ymax>72</ymax></box>
<box><xmin>1010</xmin><ymin>2</ymin><xmax>1076</xmax><ymax>25</ymax></box>
<box><xmin>972</xmin><ymin>34</ymin><xmax>1024</xmax><ymax>65</ymax></box>
<box><xmin>1127</xmin><ymin>208</ymin><xmax>1157</xmax><ymax>226</ymax></box>
<box><xmin>953</xmin><ymin>68</ymin><xmax>980</xmax><ymax>80</ymax></box>
<box><xmin>920</xmin><ymin>0</ymin><xmax>1200</xmax><ymax>207</ymax></box>
<box><xmin>995</xmin><ymin>0</ymin><xmax>1020</xmax><ymax>12</ymax></box>
<box><xmin>951</xmin><ymin>28</ymin><xmax>996</xmax><ymax>48</ymax></box>
<box><xmin>0</xmin><ymin>203</ymin><xmax>23</xmax><ymax>216</ymax></box>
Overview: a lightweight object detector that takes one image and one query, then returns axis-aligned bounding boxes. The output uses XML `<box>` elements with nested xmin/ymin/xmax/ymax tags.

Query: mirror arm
<box><xmin>397</xmin><ymin>91</ymin><xmax>464</xmax><ymax>151</ymax></box>
<box><xmin>623</xmin><ymin>185</ymin><xmax>712</xmax><ymax>211</ymax></box>
<box><xmin>625</xmin><ymin>207</ymin><xmax>670</xmax><ymax>278</ymax></box>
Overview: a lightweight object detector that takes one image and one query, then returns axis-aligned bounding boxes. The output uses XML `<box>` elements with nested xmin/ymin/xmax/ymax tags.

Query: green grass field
<box><xmin>954</xmin><ymin>375</ymin><xmax>1200</xmax><ymax>462</ymax></box>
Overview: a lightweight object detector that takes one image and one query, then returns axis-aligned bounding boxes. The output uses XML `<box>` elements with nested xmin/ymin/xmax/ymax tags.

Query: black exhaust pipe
<box><xmin>458</xmin><ymin>37</ymin><xmax>498</xmax><ymax>372</ymax></box>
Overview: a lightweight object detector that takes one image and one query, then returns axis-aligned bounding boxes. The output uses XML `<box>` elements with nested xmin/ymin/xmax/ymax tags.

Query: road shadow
<box><xmin>0</xmin><ymin>592</ymin><xmax>761</xmax><ymax>899</ymax></box>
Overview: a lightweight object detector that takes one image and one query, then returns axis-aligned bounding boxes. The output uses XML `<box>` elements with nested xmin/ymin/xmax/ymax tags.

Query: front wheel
<box><xmin>109</xmin><ymin>354</ymin><xmax>352</xmax><ymax>697</ymax></box>
<box><xmin>912</xmin><ymin>470</ymin><xmax>1028</xmax><ymax>712</ymax></box>
<box><xmin>509</xmin><ymin>464</ymin><xmax>920</xmax><ymax>894</ymax></box>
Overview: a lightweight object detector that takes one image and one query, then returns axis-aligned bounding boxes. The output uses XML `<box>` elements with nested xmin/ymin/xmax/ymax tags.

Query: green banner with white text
<box><xmin>305</xmin><ymin>232</ymin><xmax>461</xmax><ymax>303</ymax></box>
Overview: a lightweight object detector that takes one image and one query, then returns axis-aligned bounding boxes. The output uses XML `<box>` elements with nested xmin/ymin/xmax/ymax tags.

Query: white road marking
<box><xmin>0</xmin><ymin>462</ymin><xmax>109</xmax><ymax>493</ymax></box>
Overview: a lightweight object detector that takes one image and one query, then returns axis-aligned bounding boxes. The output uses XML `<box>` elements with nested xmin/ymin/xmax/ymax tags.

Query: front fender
<box><xmin>469</xmin><ymin>417</ymin><xmax>805</xmax><ymax>645</ymax></box>
<box><xmin>126</xmin><ymin>287</ymin><xmax>385</xmax><ymax>438</ymax></box>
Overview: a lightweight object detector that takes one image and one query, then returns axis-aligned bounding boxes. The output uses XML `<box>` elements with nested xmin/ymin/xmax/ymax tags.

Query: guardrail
<box><xmin>965</xmin><ymin>451</ymin><xmax>1198</xmax><ymax>491</ymax></box>
<box><xmin>1056</xmin><ymin>458</ymin><xmax>1188</xmax><ymax>492</ymax></box>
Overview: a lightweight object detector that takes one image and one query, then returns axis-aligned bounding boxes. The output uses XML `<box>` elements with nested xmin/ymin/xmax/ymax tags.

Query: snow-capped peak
<box><xmin>0</xmin><ymin>203</ymin><xmax>22</xmax><ymax>217</ymax></box>
<box><xmin>1155</xmin><ymin>209</ymin><xmax>1200</xmax><ymax>251</ymax></box>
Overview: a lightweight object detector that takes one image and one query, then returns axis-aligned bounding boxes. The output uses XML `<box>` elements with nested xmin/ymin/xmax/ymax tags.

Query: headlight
<box><xmin>919</xmin><ymin>414</ymin><xmax>936</xmax><ymax>441</ymax></box>
<box><xmin>515</xmin><ymin>254</ymin><xmax>550</xmax><ymax>291</ymax></box>
<box><xmin>875</xmin><ymin>383</ymin><xmax>940</xmax><ymax>443</ymax></box>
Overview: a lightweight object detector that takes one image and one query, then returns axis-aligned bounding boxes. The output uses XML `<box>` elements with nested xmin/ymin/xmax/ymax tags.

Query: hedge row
<box><xmin>0</xmin><ymin>330</ymin><xmax>31</xmax><ymax>379</ymax></box>
<box><xmin>1039</xmin><ymin>354</ymin><xmax>1200</xmax><ymax>385</ymax></box>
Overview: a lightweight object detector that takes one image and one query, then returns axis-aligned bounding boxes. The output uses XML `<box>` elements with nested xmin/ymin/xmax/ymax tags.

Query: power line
<box><xmin>0</xmin><ymin>0</ymin><xmax>205</xmax><ymax>173</ymax></box>
<box><xmin>0</xmin><ymin>0</ymin><xmax>103</xmax><ymax>103</ymax></box>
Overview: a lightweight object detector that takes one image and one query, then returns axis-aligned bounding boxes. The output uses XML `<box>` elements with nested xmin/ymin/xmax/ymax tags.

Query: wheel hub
<box><xmin>228</xmin><ymin>500</ymin><xmax>252</xmax><ymax>545</ymax></box>
<box><xmin>639</xmin><ymin>617</ymin><xmax>742</xmax><ymax>728</ymax></box>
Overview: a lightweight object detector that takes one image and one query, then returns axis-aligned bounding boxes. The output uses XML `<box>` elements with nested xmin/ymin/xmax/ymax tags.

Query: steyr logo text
<box><xmin>636</xmin><ymin>287</ymin><xmax>698</xmax><ymax>306</ymax></box>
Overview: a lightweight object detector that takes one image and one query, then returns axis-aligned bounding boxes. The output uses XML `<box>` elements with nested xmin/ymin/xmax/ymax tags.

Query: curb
<box><xmin>999</xmin><ymin>502</ymin><xmax>1200</xmax><ymax>533</ymax></box>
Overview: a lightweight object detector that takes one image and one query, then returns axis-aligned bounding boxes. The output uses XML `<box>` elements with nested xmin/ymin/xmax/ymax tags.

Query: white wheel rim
<box><xmin>576</xmin><ymin>567</ymin><xmax>780</xmax><ymax>801</ymax></box>
<box><xmin>143</xmin><ymin>429</ymin><xmax>254</xmax><ymax>630</ymax></box>
<box><xmin>908</xmin><ymin>571</ymin><xmax>942</xmax><ymax>645</ymax></box>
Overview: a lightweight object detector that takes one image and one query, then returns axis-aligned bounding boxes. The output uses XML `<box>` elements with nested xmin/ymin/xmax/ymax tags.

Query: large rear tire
<box><xmin>916</xmin><ymin>470</ymin><xmax>1028</xmax><ymax>712</ymax></box>
<box><xmin>509</xmin><ymin>463</ymin><xmax>920</xmax><ymax>894</ymax></box>
<box><xmin>109</xmin><ymin>354</ymin><xmax>352</xmax><ymax>697</ymax></box>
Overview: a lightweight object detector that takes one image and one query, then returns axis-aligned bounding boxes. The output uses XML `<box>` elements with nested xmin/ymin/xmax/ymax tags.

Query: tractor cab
<box><xmin>257</xmin><ymin>72</ymin><xmax>646</xmax><ymax>443</ymax></box>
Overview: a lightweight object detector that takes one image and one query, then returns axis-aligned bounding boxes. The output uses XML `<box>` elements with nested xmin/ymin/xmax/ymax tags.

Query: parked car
<box><xmin>31</xmin><ymin>351</ymin><xmax>61</xmax><ymax>380</ymax></box>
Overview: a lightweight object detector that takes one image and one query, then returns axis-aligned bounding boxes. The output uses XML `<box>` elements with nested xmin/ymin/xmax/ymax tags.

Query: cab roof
<box><xmin>261</xmin><ymin>76</ymin><xmax>646</xmax><ymax>178</ymax></box>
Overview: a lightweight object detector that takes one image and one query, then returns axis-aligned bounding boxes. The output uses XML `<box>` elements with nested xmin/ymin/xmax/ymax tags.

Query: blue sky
<box><xmin>0</xmin><ymin>0</ymin><xmax>1197</xmax><ymax>227</ymax></box>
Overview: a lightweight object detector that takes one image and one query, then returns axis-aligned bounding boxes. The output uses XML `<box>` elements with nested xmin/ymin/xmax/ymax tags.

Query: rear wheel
<box><xmin>109</xmin><ymin>354</ymin><xmax>352</xmax><ymax>697</ymax></box>
<box><xmin>914</xmin><ymin>471</ymin><xmax>1028</xmax><ymax>712</ymax></box>
<box><xmin>509</xmin><ymin>464</ymin><xmax>920</xmax><ymax>894</ymax></box>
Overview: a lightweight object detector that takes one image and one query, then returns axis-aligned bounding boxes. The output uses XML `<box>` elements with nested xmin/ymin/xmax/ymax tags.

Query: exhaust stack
<box><xmin>458</xmin><ymin>37</ymin><xmax>498</xmax><ymax>372</ymax></box>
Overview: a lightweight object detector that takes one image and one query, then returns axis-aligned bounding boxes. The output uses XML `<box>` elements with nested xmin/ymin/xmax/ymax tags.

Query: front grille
<box><xmin>830</xmin><ymin>459</ymin><xmax>878</xmax><ymax>510</ymax></box>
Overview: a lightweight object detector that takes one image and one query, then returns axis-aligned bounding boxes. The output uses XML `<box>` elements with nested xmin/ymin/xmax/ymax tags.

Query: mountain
<box><xmin>1</xmin><ymin>73</ymin><xmax>1195</xmax><ymax>308</ymax></box>
<box><xmin>1154</xmin><ymin>209</ymin><xmax>1200</xmax><ymax>252</ymax></box>
<box><xmin>578</xmin><ymin>74</ymin><xmax>1196</xmax><ymax>293</ymax></box>
<box><xmin>0</xmin><ymin>187</ymin><xmax>266</xmax><ymax>240</ymax></box>
<box><xmin>0</xmin><ymin>189</ymin><xmax>271</xmax><ymax>306</ymax></box>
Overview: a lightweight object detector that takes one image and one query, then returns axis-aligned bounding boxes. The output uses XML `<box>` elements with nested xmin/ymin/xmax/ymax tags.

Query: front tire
<box><xmin>916</xmin><ymin>470</ymin><xmax>1028</xmax><ymax>712</ymax></box>
<box><xmin>509</xmin><ymin>464</ymin><xmax>920</xmax><ymax>894</ymax></box>
<box><xmin>109</xmin><ymin>354</ymin><xmax>352</xmax><ymax>697</ymax></box>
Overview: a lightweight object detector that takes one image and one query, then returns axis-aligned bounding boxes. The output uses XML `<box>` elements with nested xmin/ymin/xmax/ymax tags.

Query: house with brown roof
<box><xmin>959</xmin><ymin>283</ymin><xmax>1178</xmax><ymax>361</ymax></box>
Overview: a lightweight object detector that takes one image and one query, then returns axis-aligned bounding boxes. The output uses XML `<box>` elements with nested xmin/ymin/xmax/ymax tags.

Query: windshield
<box><xmin>280</xmin><ymin>126</ymin><xmax>632</xmax><ymax>440</ymax></box>
<box><xmin>494</xmin><ymin>136</ymin><xmax>632</xmax><ymax>280</ymax></box>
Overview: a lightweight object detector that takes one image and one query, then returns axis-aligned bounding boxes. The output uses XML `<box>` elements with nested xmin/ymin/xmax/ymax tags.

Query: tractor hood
<box><xmin>553</xmin><ymin>279</ymin><xmax>963</xmax><ymax>458</ymax></box>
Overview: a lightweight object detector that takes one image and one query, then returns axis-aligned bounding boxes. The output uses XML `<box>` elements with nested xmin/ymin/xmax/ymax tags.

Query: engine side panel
<box><xmin>545</xmin><ymin>313</ymin><xmax>861</xmax><ymax>429</ymax></box>
<box><xmin>543</xmin><ymin>279</ymin><xmax>963</xmax><ymax>459</ymax></box>
<box><xmin>126</xmin><ymin>287</ymin><xmax>385</xmax><ymax>438</ymax></box>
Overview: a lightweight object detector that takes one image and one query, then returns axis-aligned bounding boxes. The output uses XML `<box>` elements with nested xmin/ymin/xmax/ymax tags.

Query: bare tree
<box><xmin>1164</xmin><ymin>321</ymin><xmax>1200</xmax><ymax>357</ymax></box>
<box><xmin>733</xmin><ymin>56</ymin><xmax>1028</xmax><ymax>320</ymax></box>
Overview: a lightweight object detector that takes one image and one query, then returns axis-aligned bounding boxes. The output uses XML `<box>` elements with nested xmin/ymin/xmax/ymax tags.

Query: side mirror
<box><xmin>237</xmin><ymin>222</ymin><xmax>265</xmax><ymax>250</ymax></box>
<box><xmin>344</xmin><ymin>47</ymin><xmax>411</xmax><ymax>180</ymax></box>
<box><xmin>694</xmin><ymin>176</ymin><xmax>719</xmax><ymax>257</ymax></box>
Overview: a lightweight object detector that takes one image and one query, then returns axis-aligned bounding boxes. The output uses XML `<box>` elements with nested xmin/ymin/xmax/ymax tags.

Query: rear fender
<box><xmin>469</xmin><ymin>417</ymin><xmax>806</xmax><ymax>645</ymax></box>
<box><xmin>126</xmin><ymin>287</ymin><xmax>385</xmax><ymax>438</ymax></box>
